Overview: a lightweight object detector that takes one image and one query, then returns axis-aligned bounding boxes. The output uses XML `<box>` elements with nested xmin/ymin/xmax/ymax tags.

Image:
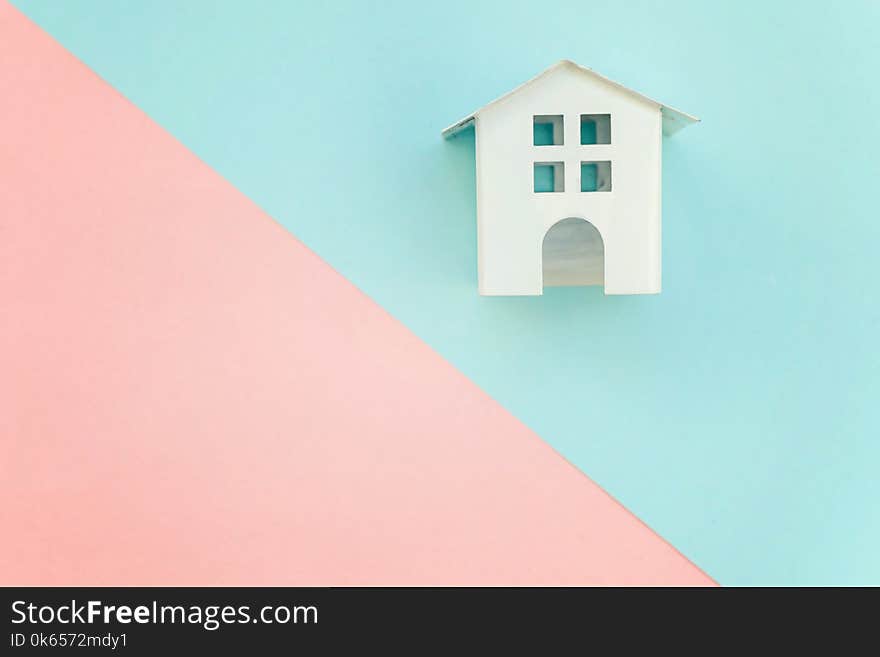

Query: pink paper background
<box><xmin>0</xmin><ymin>3</ymin><xmax>712</xmax><ymax>586</ymax></box>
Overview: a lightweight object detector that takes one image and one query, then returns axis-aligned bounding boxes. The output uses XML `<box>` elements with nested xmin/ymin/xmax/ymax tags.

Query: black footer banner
<box><xmin>0</xmin><ymin>586</ymin><xmax>867</xmax><ymax>652</ymax></box>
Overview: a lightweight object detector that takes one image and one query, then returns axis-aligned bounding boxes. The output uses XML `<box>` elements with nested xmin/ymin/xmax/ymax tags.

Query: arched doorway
<box><xmin>541</xmin><ymin>218</ymin><xmax>604</xmax><ymax>288</ymax></box>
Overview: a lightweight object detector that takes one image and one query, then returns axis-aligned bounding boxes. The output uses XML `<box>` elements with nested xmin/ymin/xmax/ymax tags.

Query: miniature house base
<box><xmin>443</xmin><ymin>60</ymin><xmax>698</xmax><ymax>296</ymax></box>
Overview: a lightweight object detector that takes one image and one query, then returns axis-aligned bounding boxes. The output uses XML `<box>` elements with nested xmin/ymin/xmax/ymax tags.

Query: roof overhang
<box><xmin>442</xmin><ymin>60</ymin><xmax>699</xmax><ymax>139</ymax></box>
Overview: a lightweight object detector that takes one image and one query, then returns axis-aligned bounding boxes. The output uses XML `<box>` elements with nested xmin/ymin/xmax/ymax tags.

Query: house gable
<box><xmin>442</xmin><ymin>60</ymin><xmax>698</xmax><ymax>138</ymax></box>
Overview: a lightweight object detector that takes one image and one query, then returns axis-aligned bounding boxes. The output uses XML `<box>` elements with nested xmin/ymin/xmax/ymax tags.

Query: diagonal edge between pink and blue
<box><xmin>0</xmin><ymin>1</ymin><xmax>714</xmax><ymax>586</ymax></box>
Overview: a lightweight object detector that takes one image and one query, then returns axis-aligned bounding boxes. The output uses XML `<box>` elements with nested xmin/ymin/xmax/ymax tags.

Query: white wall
<box><xmin>475</xmin><ymin>63</ymin><xmax>663</xmax><ymax>295</ymax></box>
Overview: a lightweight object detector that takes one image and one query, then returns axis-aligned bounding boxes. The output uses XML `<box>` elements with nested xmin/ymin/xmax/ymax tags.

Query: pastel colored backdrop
<box><xmin>10</xmin><ymin>0</ymin><xmax>880</xmax><ymax>585</ymax></box>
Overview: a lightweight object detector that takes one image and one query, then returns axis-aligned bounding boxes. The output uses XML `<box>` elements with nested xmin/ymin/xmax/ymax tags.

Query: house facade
<box><xmin>443</xmin><ymin>61</ymin><xmax>697</xmax><ymax>296</ymax></box>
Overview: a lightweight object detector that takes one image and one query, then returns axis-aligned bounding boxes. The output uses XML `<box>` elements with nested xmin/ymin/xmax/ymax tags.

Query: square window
<box><xmin>581</xmin><ymin>161</ymin><xmax>612</xmax><ymax>192</ymax></box>
<box><xmin>580</xmin><ymin>114</ymin><xmax>611</xmax><ymax>145</ymax></box>
<box><xmin>534</xmin><ymin>162</ymin><xmax>565</xmax><ymax>193</ymax></box>
<box><xmin>533</xmin><ymin>115</ymin><xmax>563</xmax><ymax>146</ymax></box>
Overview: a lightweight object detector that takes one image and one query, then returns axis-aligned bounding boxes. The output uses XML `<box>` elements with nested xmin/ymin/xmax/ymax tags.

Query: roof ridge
<box><xmin>441</xmin><ymin>60</ymin><xmax>699</xmax><ymax>138</ymax></box>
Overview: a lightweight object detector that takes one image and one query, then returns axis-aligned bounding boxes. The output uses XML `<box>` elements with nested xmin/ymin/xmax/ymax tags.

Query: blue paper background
<box><xmin>13</xmin><ymin>0</ymin><xmax>880</xmax><ymax>584</ymax></box>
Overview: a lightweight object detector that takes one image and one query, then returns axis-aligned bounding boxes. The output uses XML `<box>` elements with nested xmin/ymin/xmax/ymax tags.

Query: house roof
<box><xmin>441</xmin><ymin>60</ymin><xmax>699</xmax><ymax>139</ymax></box>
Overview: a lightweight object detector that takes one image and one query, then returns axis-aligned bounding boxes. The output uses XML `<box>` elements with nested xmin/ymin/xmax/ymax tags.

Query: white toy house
<box><xmin>443</xmin><ymin>60</ymin><xmax>698</xmax><ymax>295</ymax></box>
